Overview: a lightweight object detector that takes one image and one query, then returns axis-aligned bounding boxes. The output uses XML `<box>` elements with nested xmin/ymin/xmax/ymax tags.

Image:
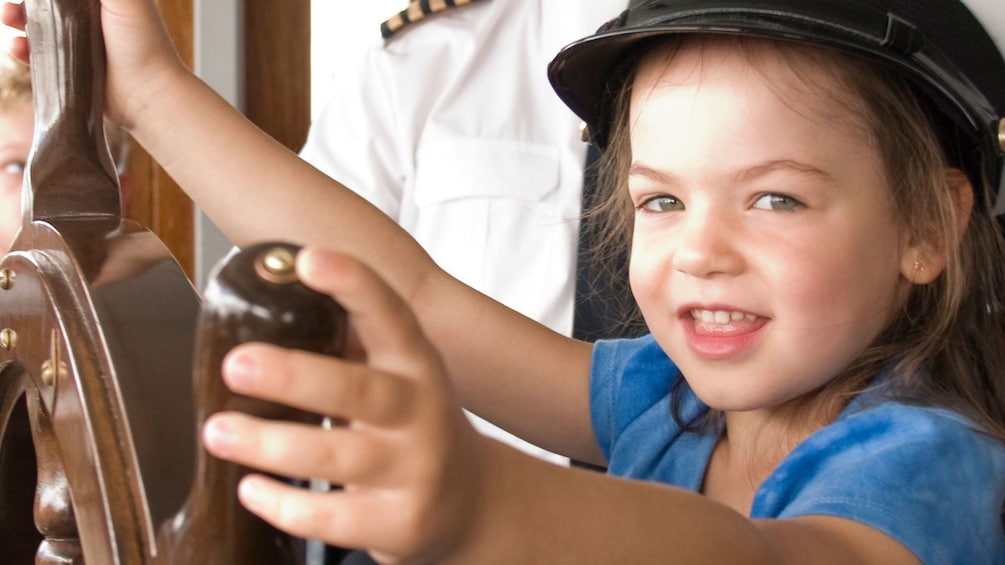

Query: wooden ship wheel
<box><xmin>0</xmin><ymin>1</ymin><xmax>346</xmax><ymax>562</ymax></box>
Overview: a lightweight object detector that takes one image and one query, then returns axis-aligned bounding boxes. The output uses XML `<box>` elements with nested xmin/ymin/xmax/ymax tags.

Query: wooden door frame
<box><xmin>245</xmin><ymin>1</ymin><xmax>312</xmax><ymax>152</ymax></box>
<box><xmin>124</xmin><ymin>0</ymin><xmax>311</xmax><ymax>279</ymax></box>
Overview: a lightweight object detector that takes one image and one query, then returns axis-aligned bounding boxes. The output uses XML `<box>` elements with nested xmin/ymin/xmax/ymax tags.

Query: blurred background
<box><xmin>1</xmin><ymin>0</ymin><xmax>406</xmax><ymax>287</ymax></box>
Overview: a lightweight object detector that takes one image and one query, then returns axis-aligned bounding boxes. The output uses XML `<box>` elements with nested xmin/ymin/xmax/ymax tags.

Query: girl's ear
<box><xmin>900</xmin><ymin>169</ymin><xmax>973</xmax><ymax>284</ymax></box>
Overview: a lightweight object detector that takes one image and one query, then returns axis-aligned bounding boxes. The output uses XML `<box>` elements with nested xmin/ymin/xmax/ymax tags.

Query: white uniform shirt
<box><xmin>300</xmin><ymin>0</ymin><xmax>627</xmax><ymax>464</ymax></box>
<box><xmin>302</xmin><ymin>0</ymin><xmax>626</xmax><ymax>335</ymax></box>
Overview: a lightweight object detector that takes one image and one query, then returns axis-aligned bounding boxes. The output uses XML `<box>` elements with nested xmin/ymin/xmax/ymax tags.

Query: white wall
<box><xmin>193</xmin><ymin>0</ymin><xmax>243</xmax><ymax>288</ymax></box>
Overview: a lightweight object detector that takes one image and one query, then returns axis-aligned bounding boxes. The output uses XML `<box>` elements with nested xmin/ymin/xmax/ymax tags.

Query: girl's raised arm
<box><xmin>1</xmin><ymin>0</ymin><xmax>599</xmax><ymax>462</ymax></box>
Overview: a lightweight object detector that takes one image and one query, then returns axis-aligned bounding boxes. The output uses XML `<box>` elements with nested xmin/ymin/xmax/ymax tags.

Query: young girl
<box><xmin>5</xmin><ymin>0</ymin><xmax>1004</xmax><ymax>562</ymax></box>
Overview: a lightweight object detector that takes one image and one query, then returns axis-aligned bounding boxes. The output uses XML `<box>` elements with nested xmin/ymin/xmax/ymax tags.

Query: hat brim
<box><xmin>547</xmin><ymin>3</ymin><xmax>998</xmax><ymax>150</ymax></box>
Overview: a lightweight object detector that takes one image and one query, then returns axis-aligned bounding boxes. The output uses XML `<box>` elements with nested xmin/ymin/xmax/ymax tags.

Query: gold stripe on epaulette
<box><xmin>381</xmin><ymin>0</ymin><xmax>486</xmax><ymax>40</ymax></box>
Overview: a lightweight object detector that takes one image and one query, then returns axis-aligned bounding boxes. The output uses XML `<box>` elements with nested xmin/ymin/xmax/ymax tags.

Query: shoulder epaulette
<box><xmin>380</xmin><ymin>0</ymin><xmax>487</xmax><ymax>40</ymax></box>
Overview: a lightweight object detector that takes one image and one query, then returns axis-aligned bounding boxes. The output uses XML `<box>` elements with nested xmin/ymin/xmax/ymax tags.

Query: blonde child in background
<box><xmin>0</xmin><ymin>53</ymin><xmax>129</xmax><ymax>252</ymax></box>
<box><xmin>0</xmin><ymin>54</ymin><xmax>31</xmax><ymax>250</ymax></box>
<box><xmin>0</xmin><ymin>51</ymin><xmax>130</xmax><ymax>253</ymax></box>
<box><xmin>5</xmin><ymin>0</ymin><xmax>1004</xmax><ymax>563</ymax></box>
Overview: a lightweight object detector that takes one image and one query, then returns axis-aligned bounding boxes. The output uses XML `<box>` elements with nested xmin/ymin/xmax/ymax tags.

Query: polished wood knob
<box><xmin>155</xmin><ymin>242</ymin><xmax>346</xmax><ymax>564</ymax></box>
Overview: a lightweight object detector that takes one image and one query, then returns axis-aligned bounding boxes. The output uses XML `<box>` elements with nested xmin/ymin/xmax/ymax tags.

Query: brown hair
<box><xmin>592</xmin><ymin>35</ymin><xmax>1005</xmax><ymax>441</ymax></box>
<box><xmin>0</xmin><ymin>54</ymin><xmax>31</xmax><ymax>109</ymax></box>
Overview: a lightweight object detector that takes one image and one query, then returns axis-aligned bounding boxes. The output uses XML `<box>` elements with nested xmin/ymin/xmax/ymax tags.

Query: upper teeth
<box><xmin>691</xmin><ymin>310</ymin><xmax>756</xmax><ymax>323</ymax></box>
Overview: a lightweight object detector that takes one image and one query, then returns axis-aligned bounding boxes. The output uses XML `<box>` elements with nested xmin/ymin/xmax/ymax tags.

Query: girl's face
<box><xmin>628</xmin><ymin>42</ymin><xmax>918</xmax><ymax>414</ymax></box>
<box><xmin>0</xmin><ymin>99</ymin><xmax>32</xmax><ymax>250</ymax></box>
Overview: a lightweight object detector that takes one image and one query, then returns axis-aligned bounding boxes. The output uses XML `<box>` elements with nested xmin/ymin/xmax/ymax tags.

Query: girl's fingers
<box><xmin>207</xmin><ymin>251</ymin><xmax>476</xmax><ymax>559</ymax></box>
<box><xmin>234</xmin><ymin>475</ymin><xmax>349</xmax><ymax>545</ymax></box>
<box><xmin>0</xmin><ymin>2</ymin><xmax>26</xmax><ymax>31</ymax></box>
<box><xmin>236</xmin><ymin>474</ymin><xmax>417</xmax><ymax>554</ymax></box>
<box><xmin>223</xmin><ymin>343</ymin><xmax>417</xmax><ymax>427</ymax></box>
<box><xmin>2</xmin><ymin>3</ymin><xmax>29</xmax><ymax>63</ymax></box>
<box><xmin>7</xmin><ymin>35</ymin><xmax>28</xmax><ymax>64</ymax></box>
<box><xmin>203</xmin><ymin>412</ymin><xmax>394</xmax><ymax>485</ymax></box>
<box><xmin>218</xmin><ymin>249</ymin><xmax>451</xmax><ymax>428</ymax></box>
<box><xmin>295</xmin><ymin>248</ymin><xmax>443</xmax><ymax>378</ymax></box>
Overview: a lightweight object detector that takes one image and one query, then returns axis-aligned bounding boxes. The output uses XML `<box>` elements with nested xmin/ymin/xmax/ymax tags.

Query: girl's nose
<box><xmin>671</xmin><ymin>209</ymin><xmax>743</xmax><ymax>278</ymax></box>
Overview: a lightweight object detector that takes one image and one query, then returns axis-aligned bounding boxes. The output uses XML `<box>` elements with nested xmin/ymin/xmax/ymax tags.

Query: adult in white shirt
<box><xmin>300</xmin><ymin>0</ymin><xmax>629</xmax><ymax>466</ymax></box>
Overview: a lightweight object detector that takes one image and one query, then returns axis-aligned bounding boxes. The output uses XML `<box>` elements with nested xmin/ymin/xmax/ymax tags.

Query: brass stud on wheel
<box><xmin>41</xmin><ymin>360</ymin><xmax>55</xmax><ymax>386</ymax></box>
<box><xmin>0</xmin><ymin>328</ymin><xmax>17</xmax><ymax>351</ymax></box>
<box><xmin>255</xmin><ymin>246</ymin><xmax>299</xmax><ymax>284</ymax></box>
<box><xmin>0</xmin><ymin>269</ymin><xmax>14</xmax><ymax>290</ymax></box>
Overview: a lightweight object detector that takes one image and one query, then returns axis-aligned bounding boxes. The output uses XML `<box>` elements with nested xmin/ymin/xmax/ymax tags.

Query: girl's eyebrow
<box><xmin>728</xmin><ymin>159</ymin><xmax>832</xmax><ymax>184</ymax></box>
<box><xmin>628</xmin><ymin>163</ymin><xmax>677</xmax><ymax>184</ymax></box>
<box><xmin>628</xmin><ymin>159</ymin><xmax>832</xmax><ymax>185</ymax></box>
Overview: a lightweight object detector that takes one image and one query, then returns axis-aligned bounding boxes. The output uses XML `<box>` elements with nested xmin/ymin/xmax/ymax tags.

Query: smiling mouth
<box><xmin>690</xmin><ymin>309</ymin><xmax>757</xmax><ymax>324</ymax></box>
<box><xmin>686</xmin><ymin>308</ymin><xmax>766</xmax><ymax>339</ymax></box>
<box><xmin>683</xmin><ymin>309</ymin><xmax>766</xmax><ymax>358</ymax></box>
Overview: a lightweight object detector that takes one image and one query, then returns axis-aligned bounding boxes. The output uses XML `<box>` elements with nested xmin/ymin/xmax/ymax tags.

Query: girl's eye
<box><xmin>752</xmin><ymin>193</ymin><xmax>802</xmax><ymax>212</ymax></box>
<box><xmin>2</xmin><ymin>161</ymin><xmax>25</xmax><ymax>176</ymax></box>
<box><xmin>638</xmin><ymin>195</ymin><xmax>684</xmax><ymax>213</ymax></box>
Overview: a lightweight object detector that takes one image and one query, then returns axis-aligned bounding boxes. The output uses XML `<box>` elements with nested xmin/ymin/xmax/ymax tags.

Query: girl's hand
<box><xmin>1</xmin><ymin>0</ymin><xmax>190</xmax><ymax>129</ymax></box>
<box><xmin>202</xmin><ymin>248</ymin><xmax>491</xmax><ymax>563</ymax></box>
<box><xmin>1</xmin><ymin>2</ymin><xmax>29</xmax><ymax>62</ymax></box>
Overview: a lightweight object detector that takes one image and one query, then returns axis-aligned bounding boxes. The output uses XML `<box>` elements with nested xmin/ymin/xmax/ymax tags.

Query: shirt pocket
<box><xmin>407</xmin><ymin>138</ymin><xmax>564</xmax><ymax>303</ymax></box>
<box><xmin>413</xmin><ymin>138</ymin><xmax>559</xmax><ymax>207</ymax></box>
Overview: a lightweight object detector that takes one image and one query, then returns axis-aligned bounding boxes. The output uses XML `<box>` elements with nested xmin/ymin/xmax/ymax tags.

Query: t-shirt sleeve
<box><xmin>590</xmin><ymin>335</ymin><xmax>669</xmax><ymax>460</ymax></box>
<box><xmin>754</xmin><ymin>405</ymin><xmax>1005</xmax><ymax>564</ymax></box>
<box><xmin>589</xmin><ymin>336</ymin><xmax>713</xmax><ymax>486</ymax></box>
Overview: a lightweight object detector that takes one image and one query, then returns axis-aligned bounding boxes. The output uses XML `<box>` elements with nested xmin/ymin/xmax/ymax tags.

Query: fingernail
<box><xmin>238</xmin><ymin>476</ymin><xmax>266</xmax><ymax>511</ymax></box>
<box><xmin>203</xmin><ymin>415</ymin><xmax>236</xmax><ymax>456</ymax></box>
<box><xmin>223</xmin><ymin>350</ymin><xmax>259</xmax><ymax>391</ymax></box>
<box><xmin>297</xmin><ymin>247</ymin><xmax>337</xmax><ymax>281</ymax></box>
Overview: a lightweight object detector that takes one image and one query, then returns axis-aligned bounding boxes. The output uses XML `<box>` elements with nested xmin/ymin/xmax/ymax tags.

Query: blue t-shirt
<box><xmin>591</xmin><ymin>335</ymin><xmax>1005</xmax><ymax>563</ymax></box>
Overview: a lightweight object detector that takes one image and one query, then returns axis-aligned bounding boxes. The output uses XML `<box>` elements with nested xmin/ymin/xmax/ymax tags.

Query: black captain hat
<box><xmin>547</xmin><ymin>0</ymin><xmax>1005</xmax><ymax>215</ymax></box>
